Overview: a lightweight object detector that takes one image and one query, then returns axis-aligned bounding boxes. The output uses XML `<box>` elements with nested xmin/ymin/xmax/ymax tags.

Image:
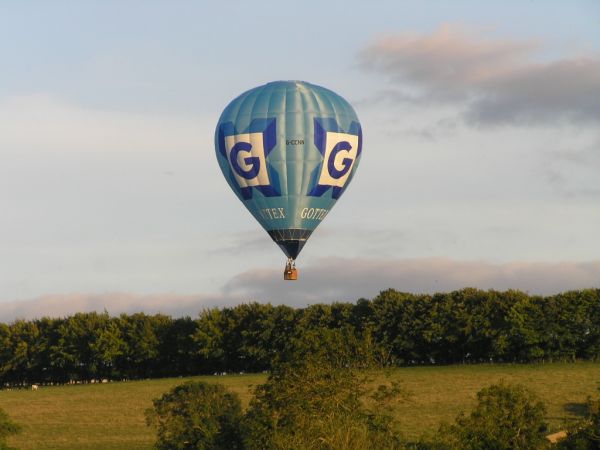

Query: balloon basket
<box><xmin>284</xmin><ymin>260</ymin><xmax>298</xmax><ymax>281</ymax></box>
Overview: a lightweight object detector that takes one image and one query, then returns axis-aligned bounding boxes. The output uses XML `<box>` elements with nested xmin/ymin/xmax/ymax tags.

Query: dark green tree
<box><xmin>4</xmin><ymin>320</ymin><xmax>43</xmax><ymax>384</ymax></box>
<box><xmin>88</xmin><ymin>314</ymin><xmax>125</xmax><ymax>379</ymax></box>
<box><xmin>146</xmin><ymin>381</ymin><xmax>244</xmax><ymax>450</ymax></box>
<box><xmin>156</xmin><ymin>316</ymin><xmax>199</xmax><ymax>377</ymax></box>
<box><xmin>437</xmin><ymin>382</ymin><xmax>548</xmax><ymax>450</ymax></box>
<box><xmin>118</xmin><ymin>313</ymin><xmax>160</xmax><ymax>378</ymax></box>
<box><xmin>243</xmin><ymin>328</ymin><xmax>405</xmax><ymax>450</ymax></box>
<box><xmin>194</xmin><ymin>308</ymin><xmax>228</xmax><ymax>372</ymax></box>
<box><xmin>581</xmin><ymin>290</ymin><xmax>600</xmax><ymax>361</ymax></box>
<box><xmin>368</xmin><ymin>290</ymin><xmax>425</xmax><ymax>365</ymax></box>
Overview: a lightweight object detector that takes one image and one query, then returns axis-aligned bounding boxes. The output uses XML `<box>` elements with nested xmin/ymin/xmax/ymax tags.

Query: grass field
<box><xmin>0</xmin><ymin>363</ymin><xmax>598</xmax><ymax>449</ymax></box>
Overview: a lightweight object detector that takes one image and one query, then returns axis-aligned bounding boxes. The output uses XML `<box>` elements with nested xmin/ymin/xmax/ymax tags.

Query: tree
<box><xmin>581</xmin><ymin>290</ymin><xmax>600</xmax><ymax>360</ymax></box>
<box><xmin>4</xmin><ymin>319</ymin><xmax>44</xmax><ymax>384</ymax></box>
<box><xmin>156</xmin><ymin>316</ymin><xmax>199</xmax><ymax>377</ymax></box>
<box><xmin>88</xmin><ymin>314</ymin><xmax>125</xmax><ymax>380</ymax></box>
<box><xmin>243</xmin><ymin>328</ymin><xmax>405</xmax><ymax>450</ymax></box>
<box><xmin>368</xmin><ymin>290</ymin><xmax>424</xmax><ymax>365</ymax></box>
<box><xmin>118</xmin><ymin>313</ymin><xmax>160</xmax><ymax>378</ymax></box>
<box><xmin>437</xmin><ymin>382</ymin><xmax>548</xmax><ymax>450</ymax></box>
<box><xmin>194</xmin><ymin>308</ymin><xmax>227</xmax><ymax>372</ymax></box>
<box><xmin>146</xmin><ymin>381</ymin><xmax>244</xmax><ymax>450</ymax></box>
<box><xmin>505</xmin><ymin>294</ymin><xmax>546</xmax><ymax>362</ymax></box>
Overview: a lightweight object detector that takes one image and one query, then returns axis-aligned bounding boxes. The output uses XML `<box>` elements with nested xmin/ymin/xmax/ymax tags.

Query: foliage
<box><xmin>0</xmin><ymin>288</ymin><xmax>598</xmax><ymax>385</ymax></box>
<box><xmin>145</xmin><ymin>381</ymin><xmax>244</xmax><ymax>450</ymax></box>
<box><xmin>243</xmin><ymin>329</ymin><xmax>406</xmax><ymax>449</ymax></box>
<box><xmin>0</xmin><ymin>407</ymin><xmax>21</xmax><ymax>450</ymax></box>
<box><xmin>436</xmin><ymin>382</ymin><xmax>548</xmax><ymax>450</ymax></box>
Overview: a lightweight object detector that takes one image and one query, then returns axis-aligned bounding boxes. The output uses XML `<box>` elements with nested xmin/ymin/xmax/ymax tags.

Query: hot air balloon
<box><xmin>215</xmin><ymin>81</ymin><xmax>362</xmax><ymax>280</ymax></box>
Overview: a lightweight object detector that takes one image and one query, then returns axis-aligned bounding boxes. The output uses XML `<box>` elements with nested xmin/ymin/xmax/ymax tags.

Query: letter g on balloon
<box><xmin>327</xmin><ymin>140</ymin><xmax>353</xmax><ymax>179</ymax></box>
<box><xmin>229</xmin><ymin>141</ymin><xmax>260</xmax><ymax>180</ymax></box>
<box><xmin>309</xmin><ymin>118</ymin><xmax>362</xmax><ymax>199</ymax></box>
<box><xmin>217</xmin><ymin>118</ymin><xmax>280</xmax><ymax>200</ymax></box>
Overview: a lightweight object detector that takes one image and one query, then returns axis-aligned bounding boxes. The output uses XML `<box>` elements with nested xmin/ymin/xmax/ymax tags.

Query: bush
<box><xmin>243</xmin><ymin>328</ymin><xmax>406</xmax><ymax>449</ymax></box>
<box><xmin>437</xmin><ymin>382</ymin><xmax>548</xmax><ymax>450</ymax></box>
<box><xmin>146</xmin><ymin>381</ymin><xmax>243</xmax><ymax>449</ymax></box>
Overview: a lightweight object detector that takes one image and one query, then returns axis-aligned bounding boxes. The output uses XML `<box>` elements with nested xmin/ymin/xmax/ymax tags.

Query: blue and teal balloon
<box><xmin>215</xmin><ymin>81</ymin><xmax>362</xmax><ymax>261</ymax></box>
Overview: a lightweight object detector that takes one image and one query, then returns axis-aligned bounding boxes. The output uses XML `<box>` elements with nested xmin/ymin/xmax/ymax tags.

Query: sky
<box><xmin>1</xmin><ymin>1</ymin><xmax>599</xmax><ymax>320</ymax></box>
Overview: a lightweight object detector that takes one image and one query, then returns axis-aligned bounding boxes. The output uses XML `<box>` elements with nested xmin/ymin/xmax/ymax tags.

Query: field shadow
<box><xmin>563</xmin><ymin>402</ymin><xmax>588</xmax><ymax>417</ymax></box>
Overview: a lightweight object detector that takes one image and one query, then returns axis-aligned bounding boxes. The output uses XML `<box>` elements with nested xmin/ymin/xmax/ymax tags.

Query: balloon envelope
<box><xmin>215</xmin><ymin>81</ymin><xmax>362</xmax><ymax>260</ymax></box>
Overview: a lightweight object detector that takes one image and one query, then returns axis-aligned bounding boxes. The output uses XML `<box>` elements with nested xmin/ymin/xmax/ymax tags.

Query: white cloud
<box><xmin>0</xmin><ymin>292</ymin><xmax>241</xmax><ymax>322</ymax></box>
<box><xmin>3</xmin><ymin>257</ymin><xmax>597</xmax><ymax>322</ymax></box>
<box><xmin>361</xmin><ymin>24</ymin><xmax>600</xmax><ymax>124</ymax></box>
<box><xmin>225</xmin><ymin>257</ymin><xmax>600</xmax><ymax>304</ymax></box>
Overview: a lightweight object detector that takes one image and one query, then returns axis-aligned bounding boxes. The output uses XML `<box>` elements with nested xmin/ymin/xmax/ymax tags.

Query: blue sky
<box><xmin>1</xmin><ymin>1</ymin><xmax>599</xmax><ymax>319</ymax></box>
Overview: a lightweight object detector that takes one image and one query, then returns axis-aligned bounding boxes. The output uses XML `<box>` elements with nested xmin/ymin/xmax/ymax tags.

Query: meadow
<box><xmin>0</xmin><ymin>362</ymin><xmax>598</xmax><ymax>449</ymax></box>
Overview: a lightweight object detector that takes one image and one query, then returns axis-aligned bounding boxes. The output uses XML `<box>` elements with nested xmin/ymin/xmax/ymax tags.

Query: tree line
<box><xmin>1</xmin><ymin>288</ymin><xmax>599</xmax><ymax>385</ymax></box>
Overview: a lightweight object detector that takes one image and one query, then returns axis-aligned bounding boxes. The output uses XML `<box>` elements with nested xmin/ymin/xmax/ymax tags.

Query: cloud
<box><xmin>361</xmin><ymin>24</ymin><xmax>600</xmax><ymax>125</ymax></box>
<box><xmin>1</xmin><ymin>257</ymin><xmax>598</xmax><ymax>322</ymax></box>
<box><xmin>224</xmin><ymin>257</ymin><xmax>600</xmax><ymax>303</ymax></box>
<box><xmin>0</xmin><ymin>292</ymin><xmax>243</xmax><ymax>323</ymax></box>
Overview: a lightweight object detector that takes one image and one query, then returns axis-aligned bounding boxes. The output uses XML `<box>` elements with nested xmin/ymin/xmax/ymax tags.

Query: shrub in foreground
<box><xmin>243</xmin><ymin>328</ymin><xmax>406</xmax><ymax>449</ymax></box>
<box><xmin>436</xmin><ymin>382</ymin><xmax>548</xmax><ymax>450</ymax></box>
<box><xmin>145</xmin><ymin>381</ymin><xmax>243</xmax><ymax>449</ymax></box>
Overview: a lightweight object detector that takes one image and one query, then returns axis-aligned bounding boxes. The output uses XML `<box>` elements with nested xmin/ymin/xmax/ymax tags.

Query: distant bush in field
<box><xmin>435</xmin><ymin>382</ymin><xmax>548</xmax><ymax>450</ymax></box>
<box><xmin>145</xmin><ymin>381</ymin><xmax>243</xmax><ymax>450</ymax></box>
<box><xmin>0</xmin><ymin>407</ymin><xmax>21</xmax><ymax>450</ymax></box>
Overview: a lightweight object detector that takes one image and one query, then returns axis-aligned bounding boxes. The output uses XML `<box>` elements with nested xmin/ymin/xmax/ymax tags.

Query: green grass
<box><xmin>0</xmin><ymin>374</ymin><xmax>263</xmax><ymax>450</ymax></box>
<box><xmin>377</xmin><ymin>363</ymin><xmax>599</xmax><ymax>441</ymax></box>
<box><xmin>0</xmin><ymin>363</ymin><xmax>598</xmax><ymax>449</ymax></box>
